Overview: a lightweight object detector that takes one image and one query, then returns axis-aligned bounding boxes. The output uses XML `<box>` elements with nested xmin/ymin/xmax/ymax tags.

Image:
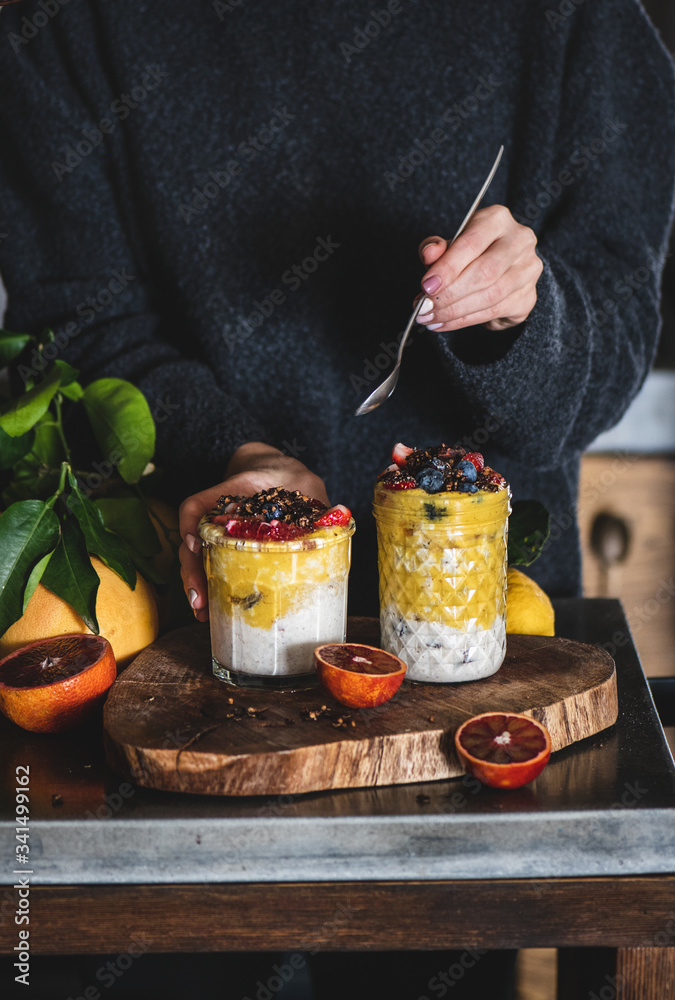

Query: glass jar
<box><xmin>373</xmin><ymin>482</ymin><xmax>510</xmax><ymax>683</ymax></box>
<box><xmin>198</xmin><ymin>519</ymin><xmax>355</xmax><ymax>689</ymax></box>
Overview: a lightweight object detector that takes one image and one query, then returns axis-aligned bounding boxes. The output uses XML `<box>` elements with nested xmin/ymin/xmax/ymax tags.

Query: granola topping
<box><xmin>379</xmin><ymin>443</ymin><xmax>507</xmax><ymax>494</ymax></box>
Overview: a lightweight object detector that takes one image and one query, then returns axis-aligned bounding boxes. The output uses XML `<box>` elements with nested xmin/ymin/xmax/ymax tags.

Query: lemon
<box><xmin>506</xmin><ymin>568</ymin><xmax>555</xmax><ymax>636</ymax></box>
<box><xmin>0</xmin><ymin>557</ymin><xmax>159</xmax><ymax>669</ymax></box>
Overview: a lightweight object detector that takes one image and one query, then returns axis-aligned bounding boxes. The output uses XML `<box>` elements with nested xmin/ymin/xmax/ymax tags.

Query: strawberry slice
<box><xmin>314</xmin><ymin>504</ymin><xmax>352</xmax><ymax>527</ymax></box>
<box><xmin>483</xmin><ymin>469</ymin><xmax>506</xmax><ymax>486</ymax></box>
<box><xmin>392</xmin><ymin>443</ymin><xmax>414</xmax><ymax>468</ymax></box>
<box><xmin>380</xmin><ymin>471</ymin><xmax>417</xmax><ymax>490</ymax></box>
<box><xmin>464</xmin><ymin>452</ymin><xmax>485</xmax><ymax>472</ymax></box>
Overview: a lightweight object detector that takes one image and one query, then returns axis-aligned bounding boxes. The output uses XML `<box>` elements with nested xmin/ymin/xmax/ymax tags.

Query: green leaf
<box><xmin>0</xmin><ymin>329</ymin><xmax>32</xmax><ymax>366</ymax></box>
<box><xmin>1</xmin><ymin>466</ymin><xmax>61</xmax><ymax>506</ymax></box>
<box><xmin>508</xmin><ymin>500</ymin><xmax>551</xmax><ymax>567</ymax></box>
<box><xmin>31</xmin><ymin>419</ymin><xmax>65</xmax><ymax>468</ymax></box>
<box><xmin>0</xmin><ymin>425</ymin><xmax>35</xmax><ymax>470</ymax></box>
<box><xmin>0</xmin><ymin>365</ymin><xmax>62</xmax><ymax>438</ymax></box>
<box><xmin>82</xmin><ymin>379</ymin><xmax>156</xmax><ymax>484</ymax></box>
<box><xmin>65</xmin><ymin>471</ymin><xmax>136</xmax><ymax>589</ymax></box>
<box><xmin>0</xmin><ymin>499</ymin><xmax>61</xmax><ymax>634</ymax></box>
<box><xmin>41</xmin><ymin>515</ymin><xmax>100</xmax><ymax>632</ymax></box>
<box><xmin>22</xmin><ymin>550</ymin><xmax>53</xmax><ymax>612</ymax></box>
<box><xmin>95</xmin><ymin>496</ymin><xmax>162</xmax><ymax>558</ymax></box>
<box><xmin>60</xmin><ymin>381</ymin><xmax>84</xmax><ymax>402</ymax></box>
<box><xmin>52</xmin><ymin>359</ymin><xmax>79</xmax><ymax>387</ymax></box>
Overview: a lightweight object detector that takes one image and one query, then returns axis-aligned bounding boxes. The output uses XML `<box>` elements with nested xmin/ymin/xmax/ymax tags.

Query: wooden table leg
<box><xmin>558</xmin><ymin>947</ymin><xmax>675</xmax><ymax>999</ymax></box>
<box><xmin>616</xmin><ymin>948</ymin><xmax>675</xmax><ymax>1000</ymax></box>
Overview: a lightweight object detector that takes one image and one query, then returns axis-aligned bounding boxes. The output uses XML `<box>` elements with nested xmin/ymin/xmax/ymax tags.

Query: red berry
<box><xmin>223</xmin><ymin>518</ymin><xmax>260</xmax><ymax>538</ymax></box>
<box><xmin>315</xmin><ymin>504</ymin><xmax>352</xmax><ymax>527</ymax></box>
<box><xmin>484</xmin><ymin>470</ymin><xmax>506</xmax><ymax>486</ymax></box>
<box><xmin>392</xmin><ymin>443</ymin><xmax>414</xmax><ymax>468</ymax></box>
<box><xmin>380</xmin><ymin>471</ymin><xmax>417</xmax><ymax>490</ymax></box>
<box><xmin>267</xmin><ymin>520</ymin><xmax>304</xmax><ymax>540</ymax></box>
<box><xmin>464</xmin><ymin>452</ymin><xmax>485</xmax><ymax>472</ymax></box>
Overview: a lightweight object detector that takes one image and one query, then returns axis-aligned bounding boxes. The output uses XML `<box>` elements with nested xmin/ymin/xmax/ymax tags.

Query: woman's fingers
<box><xmin>177</xmin><ymin>459</ymin><xmax>331</xmax><ymax>619</ymax></box>
<box><xmin>416</xmin><ymin>207</ymin><xmax>542</xmax><ymax>331</ymax></box>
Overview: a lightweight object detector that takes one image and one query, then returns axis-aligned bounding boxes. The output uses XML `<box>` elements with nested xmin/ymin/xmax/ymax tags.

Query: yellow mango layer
<box><xmin>200</xmin><ymin>522</ymin><xmax>353</xmax><ymax>631</ymax></box>
<box><xmin>373</xmin><ymin>482</ymin><xmax>510</xmax><ymax>630</ymax></box>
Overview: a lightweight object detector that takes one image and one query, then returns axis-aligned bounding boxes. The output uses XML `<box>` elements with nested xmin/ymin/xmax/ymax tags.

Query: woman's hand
<box><xmin>416</xmin><ymin>205</ymin><xmax>543</xmax><ymax>332</ymax></box>
<box><xmin>178</xmin><ymin>442</ymin><xmax>330</xmax><ymax>622</ymax></box>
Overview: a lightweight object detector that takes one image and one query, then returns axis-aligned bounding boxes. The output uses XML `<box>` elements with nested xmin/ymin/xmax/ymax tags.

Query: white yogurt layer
<box><xmin>380</xmin><ymin>605</ymin><xmax>506</xmax><ymax>683</ymax></box>
<box><xmin>210</xmin><ymin>579</ymin><xmax>347</xmax><ymax>677</ymax></box>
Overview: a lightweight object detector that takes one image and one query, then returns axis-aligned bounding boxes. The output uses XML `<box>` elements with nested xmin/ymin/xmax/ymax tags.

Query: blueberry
<box><xmin>457</xmin><ymin>482</ymin><xmax>478</xmax><ymax>493</ymax></box>
<box><xmin>415</xmin><ymin>466</ymin><xmax>445</xmax><ymax>493</ymax></box>
<box><xmin>457</xmin><ymin>460</ymin><xmax>478</xmax><ymax>482</ymax></box>
<box><xmin>431</xmin><ymin>457</ymin><xmax>447</xmax><ymax>471</ymax></box>
<box><xmin>261</xmin><ymin>502</ymin><xmax>284</xmax><ymax>521</ymax></box>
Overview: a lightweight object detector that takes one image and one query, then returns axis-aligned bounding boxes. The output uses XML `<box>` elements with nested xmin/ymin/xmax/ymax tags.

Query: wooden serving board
<box><xmin>103</xmin><ymin>618</ymin><xmax>618</xmax><ymax>796</ymax></box>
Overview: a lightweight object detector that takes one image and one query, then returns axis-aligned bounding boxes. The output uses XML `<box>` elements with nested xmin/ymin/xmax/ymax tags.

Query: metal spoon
<box><xmin>354</xmin><ymin>145</ymin><xmax>504</xmax><ymax>417</ymax></box>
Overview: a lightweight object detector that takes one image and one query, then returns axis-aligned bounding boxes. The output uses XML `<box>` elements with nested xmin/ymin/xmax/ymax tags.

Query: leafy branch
<box><xmin>0</xmin><ymin>327</ymin><xmax>163</xmax><ymax>636</ymax></box>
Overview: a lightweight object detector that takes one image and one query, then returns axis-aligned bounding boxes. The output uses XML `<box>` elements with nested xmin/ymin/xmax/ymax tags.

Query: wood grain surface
<box><xmin>7</xmin><ymin>877</ymin><xmax>674</xmax><ymax>954</ymax></box>
<box><xmin>103</xmin><ymin>618</ymin><xmax>618</xmax><ymax>796</ymax></box>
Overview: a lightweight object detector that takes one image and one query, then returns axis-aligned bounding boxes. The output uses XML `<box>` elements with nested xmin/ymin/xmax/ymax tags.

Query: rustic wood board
<box><xmin>103</xmin><ymin>618</ymin><xmax>618</xmax><ymax>796</ymax></box>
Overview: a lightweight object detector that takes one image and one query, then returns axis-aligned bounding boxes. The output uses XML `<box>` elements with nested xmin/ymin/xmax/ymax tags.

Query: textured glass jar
<box><xmin>373</xmin><ymin>482</ymin><xmax>510</xmax><ymax>683</ymax></box>
<box><xmin>198</xmin><ymin>519</ymin><xmax>355</xmax><ymax>689</ymax></box>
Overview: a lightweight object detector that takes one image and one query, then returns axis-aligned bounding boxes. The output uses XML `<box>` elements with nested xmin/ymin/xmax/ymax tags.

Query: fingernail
<box><xmin>418</xmin><ymin>297</ymin><xmax>433</xmax><ymax>316</ymax></box>
<box><xmin>420</xmin><ymin>238</ymin><xmax>441</xmax><ymax>253</ymax></box>
<box><xmin>186</xmin><ymin>533</ymin><xmax>200</xmax><ymax>554</ymax></box>
<box><xmin>422</xmin><ymin>275</ymin><xmax>442</xmax><ymax>295</ymax></box>
<box><xmin>428</xmin><ymin>323</ymin><xmax>444</xmax><ymax>330</ymax></box>
<box><xmin>417</xmin><ymin>312</ymin><xmax>435</xmax><ymax>325</ymax></box>
<box><xmin>188</xmin><ymin>588</ymin><xmax>199</xmax><ymax>609</ymax></box>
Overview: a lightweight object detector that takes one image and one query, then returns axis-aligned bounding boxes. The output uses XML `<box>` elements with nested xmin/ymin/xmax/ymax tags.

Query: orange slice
<box><xmin>454</xmin><ymin>711</ymin><xmax>551</xmax><ymax>789</ymax></box>
<box><xmin>314</xmin><ymin>643</ymin><xmax>407</xmax><ymax>708</ymax></box>
<box><xmin>0</xmin><ymin>633</ymin><xmax>117</xmax><ymax>733</ymax></box>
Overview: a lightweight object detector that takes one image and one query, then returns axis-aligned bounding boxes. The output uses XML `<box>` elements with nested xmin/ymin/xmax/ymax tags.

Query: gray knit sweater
<box><xmin>1</xmin><ymin>0</ymin><xmax>674</xmax><ymax>613</ymax></box>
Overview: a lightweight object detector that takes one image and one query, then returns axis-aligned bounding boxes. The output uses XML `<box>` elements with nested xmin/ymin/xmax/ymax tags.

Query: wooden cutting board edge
<box><xmin>103</xmin><ymin>661</ymin><xmax>618</xmax><ymax>797</ymax></box>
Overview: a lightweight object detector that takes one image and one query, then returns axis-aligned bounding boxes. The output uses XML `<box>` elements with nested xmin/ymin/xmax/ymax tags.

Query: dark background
<box><xmin>644</xmin><ymin>0</ymin><xmax>675</xmax><ymax>368</ymax></box>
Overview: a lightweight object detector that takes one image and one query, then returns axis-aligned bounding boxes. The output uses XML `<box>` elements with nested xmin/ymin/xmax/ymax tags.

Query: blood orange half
<box><xmin>314</xmin><ymin>643</ymin><xmax>407</xmax><ymax>708</ymax></box>
<box><xmin>454</xmin><ymin>712</ymin><xmax>551</xmax><ymax>789</ymax></box>
<box><xmin>0</xmin><ymin>633</ymin><xmax>117</xmax><ymax>733</ymax></box>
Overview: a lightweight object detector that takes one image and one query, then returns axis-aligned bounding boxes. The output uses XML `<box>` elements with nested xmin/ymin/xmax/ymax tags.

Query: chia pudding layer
<box><xmin>373</xmin><ymin>446</ymin><xmax>510</xmax><ymax>683</ymax></box>
<box><xmin>199</xmin><ymin>490</ymin><xmax>354</xmax><ymax>687</ymax></box>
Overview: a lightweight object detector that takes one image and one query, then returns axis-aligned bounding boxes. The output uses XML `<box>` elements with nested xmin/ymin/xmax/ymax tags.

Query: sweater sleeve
<box><xmin>428</xmin><ymin>0</ymin><xmax>675</xmax><ymax>470</ymax></box>
<box><xmin>0</xmin><ymin>4</ymin><xmax>269</xmax><ymax>486</ymax></box>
